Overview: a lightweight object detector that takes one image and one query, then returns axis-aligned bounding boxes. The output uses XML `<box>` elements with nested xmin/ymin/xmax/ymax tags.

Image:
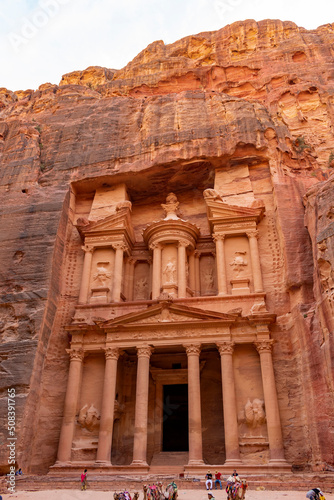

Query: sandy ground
<box><xmin>1</xmin><ymin>490</ymin><xmax>334</xmax><ymax>500</ymax></box>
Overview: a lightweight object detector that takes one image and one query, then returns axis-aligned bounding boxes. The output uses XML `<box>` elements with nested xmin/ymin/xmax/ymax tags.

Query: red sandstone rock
<box><xmin>0</xmin><ymin>19</ymin><xmax>334</xmax><ymax>475</ymax></box>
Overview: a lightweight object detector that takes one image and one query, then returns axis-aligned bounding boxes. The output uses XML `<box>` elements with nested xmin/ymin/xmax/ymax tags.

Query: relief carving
<box><xmin>78</xmin><ymin>403</ymin><xmax>100</xmax><ymax>431</ymax></box>
<box><xmin>203</xmin><ymin>268</ymin><xmax>215</xmax><ymax>292</ymax></box>
<box><xmin>92</xmin><ymin>262</ymin><xmax>111</xmax><ymax>287</ymax></box>
<box><xmin>134</xmin><ymin>277</ymin><xmax>148</xmax><ymax>300</ymax></box>
<box><xmin>163</xmin><ymin>261</ymin><xmax>177</xmax><ymax>284</ymax></box>
<box><xmin>203</xmin><ymin>188</ymin><xmax>222</xmax><ymax>201</ymax></box>
<box><xmin>161</xmin><ymin>192</ymin><xmax>180</xmax><ymax>220</ymax></box>
<box><xmin>244</xmin><ymin>398</ymin><xmax>266</xmax><ymax>428</ymax></box>
<box><xmin>230</xmin><ymin>251</ymin><xmax>248</xmax><ymax>276</ymax></box>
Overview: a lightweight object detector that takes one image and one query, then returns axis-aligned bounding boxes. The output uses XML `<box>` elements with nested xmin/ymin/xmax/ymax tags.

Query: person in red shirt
<box><xmin>214</xmin><ymin>471</ymin><xmax>222</xmax><ymax>490</ymax></box>
<box><xmin>81</xmin><ymin>469</ymin><xmax>88</xmax><ymax>490</ymax></box>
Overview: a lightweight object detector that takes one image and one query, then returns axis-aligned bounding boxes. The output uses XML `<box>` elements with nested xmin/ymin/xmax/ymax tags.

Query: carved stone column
<box><xmin>57</xmin><ymin>348</ymin><xmax>84</xmax><ymax>463</ymax></box>
<box><xmin>112</xmin><ymin>243</ymin><xmax>126</xmax><ymax>302</ymax></box>
<box><xmin>213</xmin><ymin>234</ymin><xmax>227</xmax><ymax>296</ymax></box>
<box><xmin>78</xmin><ymin>246</ymin><xmax>94</xmax><ymax>304</ymax></box>
<box><xmin>151</xmin><ymin>243</ymin><xmax>162</xmax><ymax>299</ymax></box>
<box><xmin>178</xmin><ymin>240</ymin><xmax>188</xmax><ymax>298</ymax></box>
<box><xmin>96</xmin><ymin>347</ymin><xmax>120</xmax><ymax>464</ymax></box>
<box><xmin>217</xmin><ymin>342</ymin><xmax>242</xmax><ymax>464</ymax></box>
<box><xmin>188</xmin><ymin>251</ymin><xmax>196</xmax><ymax>292</ymax></box>
<box><xmin>132</xmin><ymin>345</ymin><xmax>153</xmax><ymax>466</ymax></box>
<box><xmin>255</xmin><ymin>340</ymin><xmax>285</xmax><ymax>462</ymax></box>
<box><xmin>247</xmin><ymin>230</ymin><xmax>264</xmax><ymax>293</ymax></box>
<box><xmin>185</xmin><ymin>344</ymin><xmax>204</xmax><ymax>465</ymax></box>
<box><xmin>127</xmin><ymin>257</ymin><xmax>136</xmax><ymax>301</ymax></box>
<box><xmin>194</xmin><ymin>250</ymin><xmax>201</xmax><ymax>296</ymax></box>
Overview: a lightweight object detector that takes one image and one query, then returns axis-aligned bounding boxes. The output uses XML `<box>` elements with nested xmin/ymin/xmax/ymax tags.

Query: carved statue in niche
<box><xmin>163</xmin><ymin>261</ymin><xmax>177</xmax><ymax>284</ymax></box>
<box><xmin>161</xmin><ymin>192</ymin><xmax>180</xmax><ymax>220</ymax></box>
<box><xmin>244</xmin><ymin>398</ymin><xmax>266</xmax><ymax>428</ymax></box>
<box><xmin>135</xmin><ymin>277</ymin><xmax>148</xmax><ymax>299</ymax></box>
<box><xmin>230</xmin><ymin>251</ymin><xmax>248</xmax><ymax>276</ymax></box>
<box><xmin>78</xmin><ymin>404</ymin><xmax>100</xmax><ymax>431</ymax></box>
<box><xmin>203</xmin><ymin>268</ymin><xmax>215</xmax><ymax>292</ymax></box>
<box><xmin>92</xmin><ymin>262</ymin><xmax>111</xmax><ymax>287</ymax></box>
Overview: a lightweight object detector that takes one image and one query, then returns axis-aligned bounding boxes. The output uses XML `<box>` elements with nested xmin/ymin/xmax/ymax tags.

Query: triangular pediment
<box><xmin>76</xmin><ymin>208</ymin><xmax>135</xmax><ymax>243</ymax></box>
<box><xmin>97</xmin><ymin>302</ymin><xmax>238</xmax><ymax>329</ymax></box>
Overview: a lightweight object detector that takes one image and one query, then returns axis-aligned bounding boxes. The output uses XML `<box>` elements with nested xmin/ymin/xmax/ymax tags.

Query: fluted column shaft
<box><xmin>132</xmin><ymin>346</ymin><xmax>153</xmax><ymax>465</ymax></box>
<box><xmin>255</xmin><ymin>341</ymin><xmax>285</xmax><ymax>461</ymax></box>
<box><xmin>112</xmin><ymin>243</ymin><xmax>126</xmax><ymax>302</ymax></box>
<box><xmin>78</xmin><ymin>246</ymin><xmax>93</xmax><ymax>304</ymax></box>
<box><xmin>178</xmin><ymin>241</ymin><xmax>188</xmax><ymax>298</ymax></box>
<box><xmin>151</xmin><ymin>244</ymin><xmax>162</xmax><ymax>299</ymax></box>
<box><xmin>96</xmin><ymin>348</ymin><xmax>120</xmax><ymax>464</ymax></box>
<box><xmin>247</xmin><ymin>231</ymin><xmax>264</xmax><ymax>293</ymax></box>
<box><xmin>217</xmin><ymin>342</ymin><xmax>241</xmax><ymax>464</ymax></box>
<box><xmin>185</xmin><ymin>344</ymin><xmax>204</xmax><ymax>465</ymax></box>
<box><xmin>213</xmin><ymin>234</ymin><xmax>227</xmax><ymax>295</ymax></box>
<box><xmin>57</xmin><ymin>348</ymin><xmax>84</xmax><ymax>463</ymax></box>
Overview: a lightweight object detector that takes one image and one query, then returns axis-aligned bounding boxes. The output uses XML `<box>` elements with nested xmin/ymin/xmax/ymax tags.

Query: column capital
<box><xmin>194</xmin><ymin>250</ymin><xmax>201</xmax><ymax>258</ymax></box>
<box><xmin>178</xmin><ymin>239</ymin><xmax>189</xmax><ymax>248</ymax></box>
<box><xmin>149</xmin><ymin>242</ymin><xmax>162</xmax><ymax>251</ymax></box>
<box><xmin>254</xmin><ymin>339</ymin><xmax>274</xmax><ymax>354</ymax></box>
<box><xmin>217</xmin><ymin>341</ymin><xmax>235</xmax><ymax>355</ymax></box>
<box><xmin>128</xmin><ymin>257</ymin><xmax>137</xmax><ymax>265</ymax></box>
<box><xmin>137</xmin><ymin>345</ymin><xmax>154</xmax><ymax>358</ymax></box>
<box><xmin>112</xmin><ymin>242</ymin><xmax>127</xmax><ymax>252</ymax></box>
<box><xmin>81</xmin><ymin>245</ymin><xmax>94</xmax><ymax>253</ymax></box>
<box><xmin>246</xmin><ymin>230</ymin><xmax>259</xmax><ymax>239</ymax></box>
<box><xmin>184</xmin><ymin>344</ymin><xmax>201</xmax><ymax>356</ymax></box>
<box><xmin>104</xmin><ymin>347</ymin><xmax>120</xmax><ymax>360</ymax></box>
<box><xmin>213</xmin><ymin>233</ymin><xmax>226</xmax><ymax>242</ymax></box>
<box><xmin>66</xmin><ymin>348</ymin><xmax>84</xmax><ymax>361</ymax></box>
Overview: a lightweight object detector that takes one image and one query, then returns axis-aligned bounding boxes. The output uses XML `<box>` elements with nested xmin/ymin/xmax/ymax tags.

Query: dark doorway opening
<box><xmin>162</xmin><ymin>384</ymin><xmax>188</xmax><ymax>451</ymax></box>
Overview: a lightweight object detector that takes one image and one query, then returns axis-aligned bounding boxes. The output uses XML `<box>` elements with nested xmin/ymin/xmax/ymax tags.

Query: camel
<box><xmin>114</xmin><ymin>491</ymin><xmax>139</xmax><ymax>500</ymax></box>
<box><xmin>226</xmin><ymin>480</ymin><xmax>248</xmax><ymax>500</ymax></box>
<box><xmin>143</xmin><ymin>482</ymin><xmax>176</xmax><ymax>500</ymax></box>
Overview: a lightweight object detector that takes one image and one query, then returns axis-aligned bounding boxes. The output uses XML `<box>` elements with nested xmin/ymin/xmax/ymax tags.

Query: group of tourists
<box><xmin>80</xmin><ymin>468</ymin><xmax>326</xmax><ymax>500</ymax></box>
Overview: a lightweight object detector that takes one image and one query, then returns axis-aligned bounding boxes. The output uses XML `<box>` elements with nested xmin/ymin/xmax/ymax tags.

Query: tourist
<box><xmin>208</xmin><ymin>493</ymin><xmax>215</xmax><ymax>500</ymax></box>
<box><xmin>214</xmin><ymin>471</ymin><xmax>222</xmax><ymax>490</ymax></box>
<box><xmin>205</xmin><ymin>470</ymin><xmax>213</xmax><ymax>490</ymax></box>
<box><xmin>306</xmin><ymin>488</ymin><xmax>325</xmax><ymax>500</ymax></box>
<box><xmin>15</xmin><ymin>468</ymin><xmax>23</xmax><ymax>475</ymax></box>
<box><xmin>81</xmin><ymin>468</ymin><xmax>88</xmax><ymax>490</ymax></box>
<box><xmin>232</xmin><ymin>469</ymin><xmax>240</xmax><ymax>480</ymax></box>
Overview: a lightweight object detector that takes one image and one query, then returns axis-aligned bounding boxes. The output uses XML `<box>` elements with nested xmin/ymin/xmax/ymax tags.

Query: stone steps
<box><xmin>9</xmin><ymin>473</ymin><xmax>334</xmax><ymax>494</ymax></box>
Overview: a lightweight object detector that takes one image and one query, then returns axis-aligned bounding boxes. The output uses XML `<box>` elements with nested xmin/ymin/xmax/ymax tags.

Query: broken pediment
<box><xmin>76</xmin><ymin>203</ymin><xmax>135</xmax><ymax>245</ymax></box>
<box><xmin>203</xmin><ymin>189</ymin><xmax>265</xmax><ymax>232</ymax></box>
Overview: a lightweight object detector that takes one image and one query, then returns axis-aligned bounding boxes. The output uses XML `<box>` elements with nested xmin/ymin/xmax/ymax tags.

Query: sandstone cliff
<box><xmin>0</xmin><ymin>19</ymin><xmax>334</xmax><ymax>473</ymax></box>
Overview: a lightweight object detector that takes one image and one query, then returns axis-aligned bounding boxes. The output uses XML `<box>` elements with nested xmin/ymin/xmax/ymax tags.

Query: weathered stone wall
<box><xmin>1</xmin><ymin>19</ymin><xmax>334</xmax><ymax>473</ymax></box>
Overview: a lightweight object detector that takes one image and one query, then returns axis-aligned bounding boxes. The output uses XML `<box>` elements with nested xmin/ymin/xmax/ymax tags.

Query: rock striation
<box><xmin>0</xmin><ymin>19</ymin><xmax>334</xmax><ymax>474</ymax></box>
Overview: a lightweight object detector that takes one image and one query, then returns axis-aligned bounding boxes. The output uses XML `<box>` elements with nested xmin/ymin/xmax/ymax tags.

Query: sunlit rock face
<box><xmin>0</xmin><ymin>19</ymin><xmax>334</xmax><ymax>475</ymax></box>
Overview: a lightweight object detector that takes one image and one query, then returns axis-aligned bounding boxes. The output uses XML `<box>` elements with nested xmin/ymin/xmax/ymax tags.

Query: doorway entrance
<box><xmin>162</xmin><ymin>384</ymin><xmax>188</xmax><ymax>451</ymax></box>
